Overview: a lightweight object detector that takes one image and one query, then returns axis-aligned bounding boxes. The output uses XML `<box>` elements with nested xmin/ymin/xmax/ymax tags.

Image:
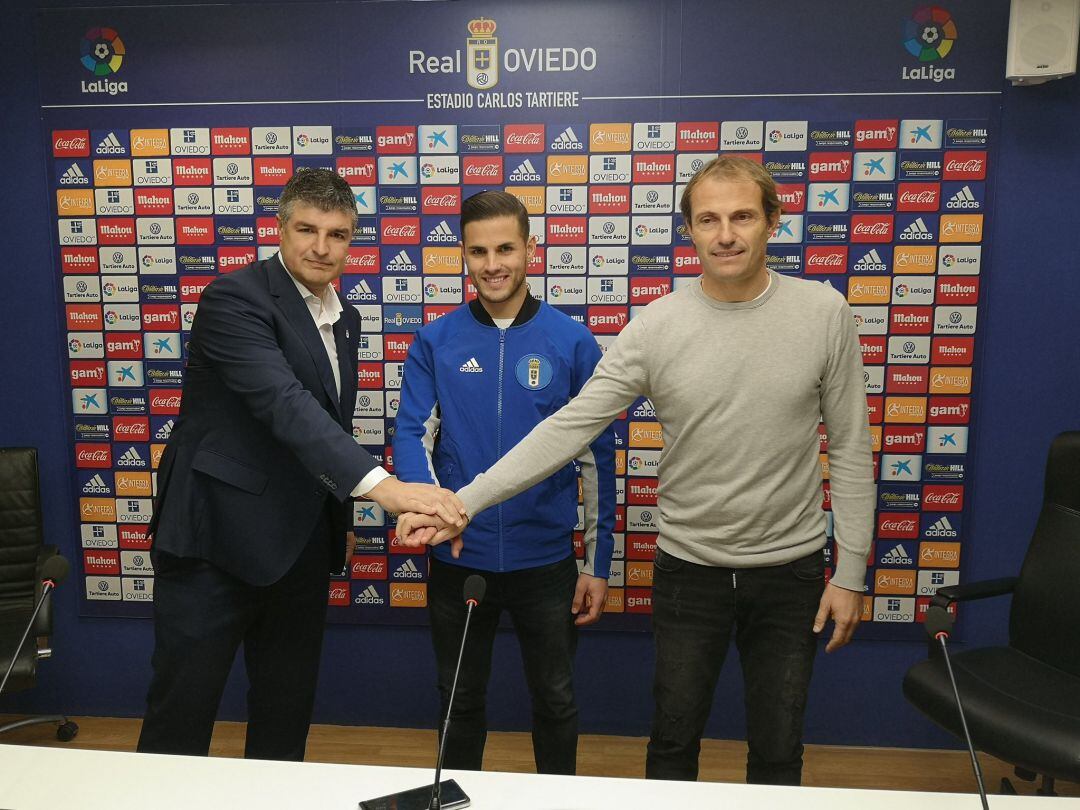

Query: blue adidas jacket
<box><xmin>393</xmin><ymin>294</ymin><xmax>615</xmax><ymax>577</ymax></box>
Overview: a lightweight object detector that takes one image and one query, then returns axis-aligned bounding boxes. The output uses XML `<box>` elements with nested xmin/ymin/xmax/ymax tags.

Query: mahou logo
<box><xmin>676</xmin><ymin>122</ymin><xmax>719</xmax><ymax>151</ymax></box>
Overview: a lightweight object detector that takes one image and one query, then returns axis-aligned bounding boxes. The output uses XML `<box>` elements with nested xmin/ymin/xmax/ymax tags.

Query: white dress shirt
<box><xmin>280</xmin><ymin>254</ymin><xmax>389</xmax><ymax>498</ymax></box>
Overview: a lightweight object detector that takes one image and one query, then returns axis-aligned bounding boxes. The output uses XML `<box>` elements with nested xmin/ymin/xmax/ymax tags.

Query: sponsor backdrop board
<box><xmin>39</xmin><ymin>1</ymin><xmax>1001</xmax><ymax>636</ymax></box>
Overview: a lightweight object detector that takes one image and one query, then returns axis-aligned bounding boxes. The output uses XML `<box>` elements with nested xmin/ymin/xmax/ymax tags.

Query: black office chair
<box><xmin>903</xmin><ymin>430</ymin><xmax>1080</xmax><ymax>796</ymax></box>
<box><xmin>0</xmin><ymin>447</ymin><xmax>77</xmax><ymax>741</ymax></box>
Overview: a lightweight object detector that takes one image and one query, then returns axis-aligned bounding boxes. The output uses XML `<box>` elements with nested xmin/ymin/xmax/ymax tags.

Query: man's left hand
<box><xmin>572</xmin><ymin>573</ymin><xmax>608</xmax><ymax>626</ymax></box>
<box><xmin>813</xmin><ymin>582</ymin><xmax>862</xmax><ymax>653</ymax></box>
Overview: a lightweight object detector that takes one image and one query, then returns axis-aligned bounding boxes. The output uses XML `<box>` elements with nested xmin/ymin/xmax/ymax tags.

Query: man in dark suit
<box><xmin>137</xmin><ymin>169</ymin><xmax>464</xmax><ymax>760</ymax></box>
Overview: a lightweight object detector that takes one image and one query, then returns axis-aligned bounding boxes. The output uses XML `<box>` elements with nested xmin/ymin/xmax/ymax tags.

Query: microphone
<box><xmin>429</xmin><ymin>574</ymin><xmax>486</xmax><ymax>809</ymax></box>
<box><xmin>924</xmin><ymin>605</ymin><xmax>989</xmax><ymax>810</ymax></box>
<box><xmin>359</xmin><ymin>574</ymin><xmax>484</xmax><ymax>810</ymax></box>
<box><xmin>0</xmin><ymin>555</ymin><xmax>69</xmax><ymax>696</ymax></box>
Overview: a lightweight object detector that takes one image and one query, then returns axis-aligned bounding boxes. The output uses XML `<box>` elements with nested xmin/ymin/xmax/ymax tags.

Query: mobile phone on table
<box><xmin>359</xmin><ymin>778</ymin><xmax>470</xmax><ymax>809</ymax></box>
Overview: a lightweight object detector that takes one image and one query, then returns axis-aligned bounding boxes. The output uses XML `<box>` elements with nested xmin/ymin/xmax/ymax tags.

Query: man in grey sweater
<box><xmin>398</xmin><ymin>156</ymin><xmax>875</xmax><ymax>784</ymax></box>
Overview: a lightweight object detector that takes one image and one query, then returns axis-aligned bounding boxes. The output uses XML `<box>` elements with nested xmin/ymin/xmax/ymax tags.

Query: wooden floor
<box><xmin>1</xmin><ymin>715</ymin><xmax>1076</xmax><ymax>798</ymax></box>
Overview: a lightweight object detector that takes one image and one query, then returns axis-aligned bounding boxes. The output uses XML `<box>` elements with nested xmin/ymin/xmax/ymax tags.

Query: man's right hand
<box><xmin>396</xmin><ymin>511</ymin><xmax>468</xmax><ymax>558</ymax></box>
<box><xmin>365</xmin><ymin>477</ymin><xmax>467</xmax><ymax>529</ymax></box>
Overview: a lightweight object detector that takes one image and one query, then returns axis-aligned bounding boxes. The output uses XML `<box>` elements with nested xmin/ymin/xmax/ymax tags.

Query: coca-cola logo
<box><xmin>55</xmin><ymin>136</ymin><xmax>88</xmax><ymax>151</ymax></box>
<box><xmin>853</xmin><ymin>222</ymin><xmax>890</xmax><ymax>234</ymax></box>
<box><xmin>78</xmin><ymin>449</ymin><xmax>110</xmax><ymax>461</ymax></box>
<box><xmin>945</xmin><ymin>159</ymin><xmax>983</xmax><ymax>173</ymax></box>
<box><xmin>925</xmin><ymin>492</ymin><xmax>960</xmax><ymax>504</ymax></box>
<box><xmin>464</xmin><ymin>164</ymin><xmax>499</xmax><ymax>176</ymax></box>
<box><xmin>384</xmin><ymin>224</ymin><xmax>417</xmax><ymax>237</ymax></box>
<box><xmin>899</xmin><ymin>191</ymin><xmax>937</xmax><ymax>203</ymax></box>
<box><xmin>506</xmin><ymin>132</ymin><xmax>542</xmax><ymax>145</ymax></box>
<box><xmin>808</xmin><ymin>253</ymin><xmax>843</xmax><ymax>266</ymax></box>
<box><xmin>881</xmin><ymin>519</ymin><xmax>916</xmax><ymax>532</ymax></box>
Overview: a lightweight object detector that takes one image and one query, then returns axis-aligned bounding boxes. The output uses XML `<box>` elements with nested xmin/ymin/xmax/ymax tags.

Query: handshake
<box><xmin>365</xmin><ymin>476</ymin><xmax>470</xmax><ymax>556</ymax></box>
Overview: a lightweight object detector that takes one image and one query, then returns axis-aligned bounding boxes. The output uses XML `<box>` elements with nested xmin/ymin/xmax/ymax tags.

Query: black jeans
<box><xmin>646</xmin><ymin>546</ymin><xmax>826</xmax><ymax>785</ymax></box>
<box><xmin>428</xmin><ymin>554</ymin><xmax>579</xmax><ymax>774</ymax></box>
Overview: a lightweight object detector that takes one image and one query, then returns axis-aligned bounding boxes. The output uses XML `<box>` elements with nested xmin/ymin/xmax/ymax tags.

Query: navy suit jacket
<box><xmin>149</xmin><ymin>255</ymin><xmax>377</xmax><ymax>586</ymax></box>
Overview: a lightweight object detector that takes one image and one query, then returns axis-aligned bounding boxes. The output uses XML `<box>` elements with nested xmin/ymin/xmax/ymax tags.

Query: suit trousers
<box><xmin>137</xmin><ymin>510</ymin><xmax>333</xmax><ymax>760</ymax></box>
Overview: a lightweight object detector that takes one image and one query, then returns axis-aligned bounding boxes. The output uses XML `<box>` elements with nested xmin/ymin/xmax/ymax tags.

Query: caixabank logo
<box><xmin>80</xmin><ymin>27</ymin><xmax>128</xmax><ymax>96</ymax></box>
<box><xmin>901</xmin><ymin>7</ymin><xmax>957</xmax><ymax>82</ymax></box>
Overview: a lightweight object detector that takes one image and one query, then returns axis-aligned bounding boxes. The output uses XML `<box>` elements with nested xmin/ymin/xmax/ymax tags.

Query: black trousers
<box><xmin>137</xmin><ymin>516</ymin><xmax>332</xmax><ymax>760</ymax></box>
<box><xmin>646</xmin><ymin>547</ymin><xmax>826</xmax><ymax>785</ymax></box>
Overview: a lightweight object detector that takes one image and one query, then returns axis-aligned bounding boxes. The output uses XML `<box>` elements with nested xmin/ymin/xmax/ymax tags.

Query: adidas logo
<box><xmin>356</xmin><ymin>584</ymin><xmax>385</xmax><ymax>605</ymax></box>
<box><xmin>82</xmin><ymin>474</ymin><xmax>110</xmax><ymax>494</ymax></box>
<box><xmin>551</xmin><ymin>126</ymin><xmax>583</xmax><ymax>150</ymax></box>
<box><xmin>347</xmin><ymin>279</ymin><xmax>376</xmax><ymax>302</ymax></box>
<box><xmin>880</xmin><ymin>544</ymin><xmax>914</xmax><ymax>565</ymax></box>
<box><xmin>154</xmin><ymin>419</ymin><xmax>173</xmax><ymax>440</ymax></box>
<box><xmin>508</xmin><ymin>159</ymin><xmax>541</xmax><ymax>183</ymax></box>
<box><xmin>427</xmin><ymin>220</ymin><xmax>456</xmax><ymax>243</ymax></box>
<box><xmin>946</xmin><ymin>185</ymin><xmax>979</xmax><ymax>209</ymax></box>
<box><xmin>96</xmin><ymin>132</ymin><xmax>125</xmax><ymax>155</ymax></box>
<box><xmin>117</xmin><ymin>447</ymin><xmax>146</xmax><ymax>467</ymax></box>
<box><xmin>388</xmin><ymin>250</ymin><xmax>417</xmax><ymax>271</ymax></box>
<box><xmin>925</xmin><ymin>516</ymin><xmax>957</xmax><ymax>538</ymax></box>
<box><xmin>395</xmin><ymin>558</ymin><xmax>424</xmax><ymax>579</ymax></box>
<box><xmin>900</xmin><ymin>217</ymin><xmax>933</xmax><ymax>240</ymax></box>
<box><xmin>60</xmin><ymin>163</ymin><xmax>90</xmax><ymax>185</ymax></box>
<box><xmin>459</xmin><ymin>357</ymin><xmax>483</xmax><ymax>373</ymax></box>
<box><xmin>854</xmin><ymin>249</ymin><xmax>886</xmax><ymax>272</ymax></box>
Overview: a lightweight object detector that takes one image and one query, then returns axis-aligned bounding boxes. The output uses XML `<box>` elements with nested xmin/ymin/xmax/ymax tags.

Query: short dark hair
<box><xmin>278</xmin><ymin>168</ymin><xmax>357</xmax><ymax>227</ymax></box>
<box><xmin>680</xmin><ymin>156</ymin><xmax>782</xmax><ymax>226</ymax></box>
<box><xmin>460</xmin><ymin>190</ymin><xmax>530</xmax><ymax>242</ymax></box>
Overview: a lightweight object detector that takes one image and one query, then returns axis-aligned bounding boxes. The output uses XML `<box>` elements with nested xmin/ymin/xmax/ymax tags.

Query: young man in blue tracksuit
<box><xmin>393</xmin><ymin>190</ymin><xmax>615</xmax><ymax>774</ymax></box>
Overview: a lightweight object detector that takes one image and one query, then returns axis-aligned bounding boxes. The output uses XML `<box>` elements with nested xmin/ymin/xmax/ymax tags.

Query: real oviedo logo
<box><xmin>80</xmin><ymin>27</ymin><xmax>128</xmax><ymax>96</ymax></box>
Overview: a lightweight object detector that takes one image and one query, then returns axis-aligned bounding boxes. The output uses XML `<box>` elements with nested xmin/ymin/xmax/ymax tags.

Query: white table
<box><xmin>2</xmin><ymin>744</ymin><xmax>1078</xmax><ymax>809</ymax></box>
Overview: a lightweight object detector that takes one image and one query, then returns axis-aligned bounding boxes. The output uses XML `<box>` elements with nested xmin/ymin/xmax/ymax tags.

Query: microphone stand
<box><xmin>928</xmin><ymin>607</ymin><xmax>990</xmax><ymax>810</ymax></box>
<box><xmin>0</xmin><ymin>578</ymin><xmax>59</xmax><ymax>696</ymax></box>
<box><xmin>430</xmin><ymin>596</ymin><xmax>478</xmax><ymax>810</ymax></box>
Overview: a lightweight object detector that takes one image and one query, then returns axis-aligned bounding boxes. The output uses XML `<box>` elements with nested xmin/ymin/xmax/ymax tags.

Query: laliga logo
<box><xmin>901</xmin><ymin>7</ymin><xmax>957</xmax><ymax>82</ymax></box>
<box><xmin>80</xmin><ymin>27</ymin><xmax>128</xmax><ymax>95</ymax></box>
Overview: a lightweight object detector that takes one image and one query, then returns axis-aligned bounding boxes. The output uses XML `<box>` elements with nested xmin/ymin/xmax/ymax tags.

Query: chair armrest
<box><xmin>32</xmin><ymin>545</ymin><xmax>60</xmax><ymax>637</ymax></box>
<box><xmin>930</xmin><ymin>577</ymin><xmax>1018</xmax><ymax>609</ymax></box>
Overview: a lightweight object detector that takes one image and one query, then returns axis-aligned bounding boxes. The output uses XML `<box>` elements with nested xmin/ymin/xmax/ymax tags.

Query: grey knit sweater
<box><xmin>459</xmin><ymin>272</ymin><xmax>876</xmax><ymax>591</ymax></box>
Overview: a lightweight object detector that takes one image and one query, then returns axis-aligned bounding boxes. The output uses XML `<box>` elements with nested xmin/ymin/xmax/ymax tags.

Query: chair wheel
<box><xmin>56</xmin><ymin>721</ymin><xmax>79</xmax><ymax>742</ymax></box>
